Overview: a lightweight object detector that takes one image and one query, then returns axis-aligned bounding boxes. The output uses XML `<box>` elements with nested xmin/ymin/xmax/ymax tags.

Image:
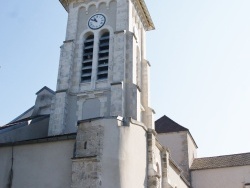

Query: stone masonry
<box><xmin>71</xmin><ymin>121</ymin><xmax>104</xmax><ymax>188</ymax></box>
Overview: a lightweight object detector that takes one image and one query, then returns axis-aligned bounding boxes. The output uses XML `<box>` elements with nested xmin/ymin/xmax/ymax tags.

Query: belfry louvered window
<box><xmin>97</xmin><ymin>32</ymin><xmax>110</xmax><ymax>80</ymax></box>
<box><xmin>82</xmin><ymin>35</ymin><xmax>94</xmax><ymax>82</ymax></box>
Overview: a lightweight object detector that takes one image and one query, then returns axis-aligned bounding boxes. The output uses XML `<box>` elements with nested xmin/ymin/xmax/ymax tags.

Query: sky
<box><xmin>1</xmin><ymin>0</ymin><xmax>250</xmax><ymax>158</ymax></box>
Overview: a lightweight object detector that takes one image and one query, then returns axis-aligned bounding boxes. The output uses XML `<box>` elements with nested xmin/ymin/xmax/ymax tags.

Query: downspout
<box><xmin>7</xmin><ymin>145</ymin><xmax>14</xmax><ymax>188</ymax></box>
<box><xmin>123</xmin><ymin>29</ymin><xmax>127</xmax><ymax>120</ymax></box>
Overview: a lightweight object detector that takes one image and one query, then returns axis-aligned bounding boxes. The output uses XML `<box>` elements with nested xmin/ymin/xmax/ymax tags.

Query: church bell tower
<box><xmin>49</xmin><ymin>0</ymin><xmax>155</xmax><ymax>135</ymax></box>
<box><xmin>49</xmin><ymin>0</ymin><xmax>155</xmax><ymax>187</ymax></box>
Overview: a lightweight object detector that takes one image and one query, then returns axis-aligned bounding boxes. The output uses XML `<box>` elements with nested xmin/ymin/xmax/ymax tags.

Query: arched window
<box><xmin>82</xmin><ymin>34</ymin><xmax>94</xmax><ymax>82</ymax></box>
<box><xmin>97</xmin><ymin>32</ymin><xmax>110</xmax><ymax>80</ymax></box>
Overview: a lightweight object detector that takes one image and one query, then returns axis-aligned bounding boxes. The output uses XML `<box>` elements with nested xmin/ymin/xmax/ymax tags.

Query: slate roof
<box><xmin>0</xmin><ymin>115</ymin><xmax>50</xmax><ymax>144</ymax></box>
<box><xmin>191</xmin><ymin>152</ymin><xmax>250</xmax><ymax>170</ymax></box>
<box><xmin>8</xmin><ymin>106</ymin><xmax>34</xmax><ymax>124</ymax></box>
<box><xmin>155</xmin><ymin>115</ymin><xmax>188</xmax><ymax>133</ymax></box>
<box><xmin>155</xmin><ymin>115</ymin><xmax>198</xmax><ymax>148</ymax></box>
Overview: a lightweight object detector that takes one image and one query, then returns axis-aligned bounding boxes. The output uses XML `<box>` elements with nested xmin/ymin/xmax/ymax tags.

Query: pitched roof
<box><xmin>191</xmin><ymin>152</ymin><xmax>250</xmax><ymax>170</ymax></box>
<box><xmin>155</xmin><ymin>115</ymin><xmax>188</xmax><ymax>133</ymax></box>
<box><xmin>0</xmin><ymin>115</ymin><xmax>50</xmax><ymax>144</ymax></box>
<box><xmin>169</xmin><ymin>157</ymin><xmax>190</xmax><ymax>187</ymax></box>
<box><xmin>8</xmin><ymin>106</ymin><xmax>34</xmax><ymax>124</ymax></box>
<box><xmin>36</xmin><ymin>86</ymin><xmax>55</xmax><ymax>95</ymax></box>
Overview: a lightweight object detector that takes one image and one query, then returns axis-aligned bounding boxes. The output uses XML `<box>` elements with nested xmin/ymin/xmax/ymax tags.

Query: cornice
<box><xmin>131</xmin><ymin>0</ymin><xmax>155</xmax><ymax>31</ymax></box>
<box><xmin>59</xmin><ymin>0</ymin><xmax>70</xmax><ymax>12</ymax></box>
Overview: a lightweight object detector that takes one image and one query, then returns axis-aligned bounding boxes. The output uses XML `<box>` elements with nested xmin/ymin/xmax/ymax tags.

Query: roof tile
<box><xmin>191</xmin><ymin>152</ymin><xmax>250</xmax><ymax>170</ymax></box>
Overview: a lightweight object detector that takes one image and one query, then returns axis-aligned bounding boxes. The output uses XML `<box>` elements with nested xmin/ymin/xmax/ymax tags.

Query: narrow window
<box><xmin>82</xmin><ymin>34</ymin><xmax>94</xmax><ymax>82</ymax></box>
<box><xmin>97</xmin><ymin>32</ymin><xmax>110</xmax><ymax>80</ymax></box>
<box><xmin>84</xmin><ymin>141</ymin><xmax>87</xmax><ymax>149</ymax></box>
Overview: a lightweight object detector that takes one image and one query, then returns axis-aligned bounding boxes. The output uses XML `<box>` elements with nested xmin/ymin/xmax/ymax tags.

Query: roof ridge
<box><xmin>36</xmin><ymin>86</ymin><xmax>55</xmax><ymax>95</ymax></box>
<box><xmin>196</xmin><ymin>152</ymin><xmax>250</xmax><ymax>160</ymax></box>
<box><xmin>1</xmin><ymin>115</ymin><xmax>50</xmax><ymax>130</ymax></box>
<box><xmin>7</xmin><ymin>106</ymin><xmax>35</xmax><ymax>125</ymax></box>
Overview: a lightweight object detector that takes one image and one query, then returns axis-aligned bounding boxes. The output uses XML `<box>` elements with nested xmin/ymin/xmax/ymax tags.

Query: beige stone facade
<box><xmin>0</xmin><ymin>138</ymin><xmax>75</xmax><ymax>188</ymax></box>
<box><xmin>192</xmin><ymin>165</ymin><xmax>250</xmax><ymax>188</ymax></box>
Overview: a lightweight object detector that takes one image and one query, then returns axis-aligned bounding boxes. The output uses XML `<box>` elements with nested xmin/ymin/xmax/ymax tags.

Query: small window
<box><xmin>84</xmin><ymin>141</ymin><xmax>87</xmax><ymax>149</ymax></box>
<box><xmin>82</xmin><ymin>34</ymin><xmax>94</xmax><ymax>82</ymax></box>
<box><xmin>245</xmin><ymin>184</ymin><xmax>250</xmax><ymax>188</ymax></box>
<box><xmin>97</xmin><ymin>32</ymin><xmax>110</xmax><ymax>80</ymax></box>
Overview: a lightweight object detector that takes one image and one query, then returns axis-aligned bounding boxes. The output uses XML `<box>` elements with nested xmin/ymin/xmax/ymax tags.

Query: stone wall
<box><xmin>71</xmin><ymin>158</ymin><xmax>102</xmax><ymax>188</ymax></box>
<box><xmin>71</xmin><ymin>122</ymin><xmax>104</xmax><ymax>188</ymax></box>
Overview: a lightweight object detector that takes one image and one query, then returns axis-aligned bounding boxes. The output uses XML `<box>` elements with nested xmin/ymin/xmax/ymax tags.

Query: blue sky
<box><xmin>1</xmin><ymin>0</ymin><xmax>250</xmax><ymax>157</ymax></box>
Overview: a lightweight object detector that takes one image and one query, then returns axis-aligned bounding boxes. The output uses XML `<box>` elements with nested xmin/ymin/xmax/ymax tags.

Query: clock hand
<box><xmin>91</xmin><ymin>18</ymin><xmax>98</xmax><ymax>22</ymax></box>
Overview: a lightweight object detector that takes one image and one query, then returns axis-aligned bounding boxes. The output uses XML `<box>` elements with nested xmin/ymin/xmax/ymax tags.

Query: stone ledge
<box><xmin>72</xmin><ymin>156</ymin><xmax>98</xmax><ymax>162</ymax></box>
<box><xmin>63</xmin><ymin>39</ymin><xmax>74</xmax><ymax>43</ymax></box>
<box><xmin>114</xmin><ymin>30</ymin><xmax>126</xmax><ymax>34</ymax></box>
<box><xmin>56</xmin><ymin>89</ymin><xmax>68</xmax><ymax>93</ymax></box>
<box><xmin>0</xmin><ymin>133</ymin><xmax>76</xmax><ymax>147</ymax></box>
<box><xmin>77</xmin><ymin>116</ymin><xmax>124</xmax><ymax>125</ymax></box>
<box><xmin>110</xmin><ymin>81</ymin><xmax>122</xmax><ymax>86</ymax></box>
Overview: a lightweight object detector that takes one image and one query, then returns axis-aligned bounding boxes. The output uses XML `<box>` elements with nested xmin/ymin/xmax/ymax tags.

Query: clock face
<box><xmin>88</xmin><ymin>14</ymin><xmax>106</xmax><ymax>30</ymax></box>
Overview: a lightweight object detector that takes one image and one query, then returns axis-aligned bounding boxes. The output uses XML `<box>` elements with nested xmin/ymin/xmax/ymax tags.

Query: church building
<box><xmin>1</xmin><ymin>0</ymin><xmax>250</xmax><ymax>188</ymax></box>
